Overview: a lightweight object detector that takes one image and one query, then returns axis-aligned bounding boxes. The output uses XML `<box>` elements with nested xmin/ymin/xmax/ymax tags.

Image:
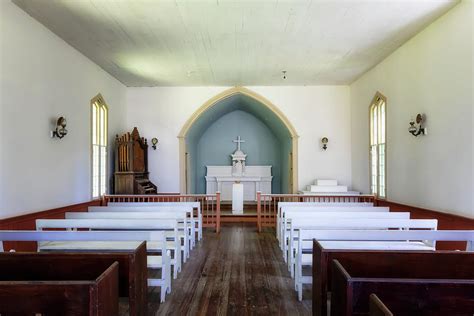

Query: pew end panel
<box><xmin>92</xmin><ymin>262</ymin><xmax>120</xmax><ymax>316</ymax></box>
<box><xmin>330</xmin><ymin>259</ymin><xmax>474</xmax><ymax>316</ymax></box>
<box><xmin>0</xmin><ymin>262</ymin><xmax>119</xmax><ymax>316</ymax></box>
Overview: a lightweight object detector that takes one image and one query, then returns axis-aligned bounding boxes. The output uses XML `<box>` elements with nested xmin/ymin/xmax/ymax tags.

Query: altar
<box><xmin>205</xmin><ymin>136</ymin><xmax>272</xmax><ymax>202</ymax></box>
<box><xmin>205</xmin><ymin>165</ymin><xmax>272</xmax><ymax>201</ymax></box>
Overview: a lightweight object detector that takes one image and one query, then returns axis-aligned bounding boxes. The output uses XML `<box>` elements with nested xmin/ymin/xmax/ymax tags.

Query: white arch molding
<box><xmin>178</xmin><ymin>87</ymin><xmax>299</xmax><ymax>194</ymax></box>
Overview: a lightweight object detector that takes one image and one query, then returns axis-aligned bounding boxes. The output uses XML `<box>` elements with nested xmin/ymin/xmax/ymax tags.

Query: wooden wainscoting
<box><xmin>377</xmin><ymin>199</ymin><xmax>474</xmax><ymax>250</ymax></box>
<box><xmin>0</xmin><ymin>200</ymin><xmax>101</xmax><ymax>251</ymax></box>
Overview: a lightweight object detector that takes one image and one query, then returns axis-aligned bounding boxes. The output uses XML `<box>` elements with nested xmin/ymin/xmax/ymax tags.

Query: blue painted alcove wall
<box><xmin>186</xmin><ymin>94</ymin><xmax>292</xmax><ymax>194</ymax></box>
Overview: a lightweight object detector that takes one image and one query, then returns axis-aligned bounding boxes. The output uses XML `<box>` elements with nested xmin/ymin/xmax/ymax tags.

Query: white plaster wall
<box><xmin>126</xmin><ymin>86</ymin><xmax>351</xmax><ymax>193</ymax></box>
<box><xmin>0</xmin><ymin>1</ymin><xmax>127</xmax><ymax>218</ymax></box>
<box><xmin>350</xmin><ymin>1</ymin><xmax>473</xmax><ymax>218</ymax></box>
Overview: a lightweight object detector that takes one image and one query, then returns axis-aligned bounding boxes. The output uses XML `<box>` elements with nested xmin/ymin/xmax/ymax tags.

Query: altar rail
<box><xmin>256</xmin><ymin>193</ymin><xmax>376</xmax><ymax>232</ymax></box>
<box><xmin>102</xmin><ymin>193</ymin><xmax>221</xmax><ymax>233</ymax></box>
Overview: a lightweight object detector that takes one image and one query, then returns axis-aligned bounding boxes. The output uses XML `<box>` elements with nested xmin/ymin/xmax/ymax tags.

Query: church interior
<box><xmin>0</xmin><ymin>0</ymin><xmax>473</xmax><ymax>315</ymax></box>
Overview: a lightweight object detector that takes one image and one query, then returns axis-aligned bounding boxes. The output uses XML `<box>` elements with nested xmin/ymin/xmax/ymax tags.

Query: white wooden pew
<box><xmin>36</xmin><ymin>218</ymin><xmax>180</xmax><ymax>299</ymax></box>
<box><xmin>279</xmin><ymin>206</ymin><xmax>390</xmax><ymax>250</ymax></box>
<box><xmin>276</xmin><ymin>202</ymin><xmax>374</xmax><ymax>241</ymax></box>
<box><xmin>292</xmin><ymin>219</ymin><xmax>438</xmax><ymax>301</ymax></box>
<box><xmin>107</xmin><ymin>202</ymin><xmax>203</xmax><ymax>241</ymax></box>
<box><xmin>0</xmin><ymin>230</ymin><xmax>172</xmax><ymax>302</ymax></box>
<box><xmin>282</xmin><ymin>211</ymin><xmax>409</xmax><ymax>264</ymax></box>
<box><xmin>66</xmin><ymin>211</ymin><xmax>188</xmax><ymax>276</ymax></box>
<box><xmin>293</xmin><ymin>229</ymin><xmax>474</xmax><ymax>301</ymax></box>
<box><xmin>90</xmin><ymin>205</ymin><xmax>197</xmax><ymax>248</ymax></box>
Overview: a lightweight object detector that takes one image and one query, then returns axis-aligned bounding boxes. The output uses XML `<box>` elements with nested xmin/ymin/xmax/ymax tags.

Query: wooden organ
<box><xmin>114</xmin><ymin>127</ymin><xmax>157</xmax><ymax>194</ymax></box>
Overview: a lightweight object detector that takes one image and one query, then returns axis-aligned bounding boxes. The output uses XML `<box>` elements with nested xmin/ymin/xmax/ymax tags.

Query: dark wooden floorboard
<box><xmin>120</xmin><ymin>223</ymin><xmax>311</xmax><ymax>315</ymax></box>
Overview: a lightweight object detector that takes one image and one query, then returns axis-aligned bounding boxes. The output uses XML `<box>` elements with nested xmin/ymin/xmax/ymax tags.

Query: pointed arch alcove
<box><xmin>178</xmin><ymin>87</ymin><xmax>299</xmax><ymax>194</ymax></box>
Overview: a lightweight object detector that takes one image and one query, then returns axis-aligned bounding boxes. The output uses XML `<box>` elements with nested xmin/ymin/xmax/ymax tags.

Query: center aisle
<box><xmin>153</xmin><ymin>223</ymin><xmax>311</xmax><ymax>315</ymax></box>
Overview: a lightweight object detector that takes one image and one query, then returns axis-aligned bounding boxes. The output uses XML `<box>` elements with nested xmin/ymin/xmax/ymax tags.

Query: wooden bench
<box><xmin>106</xmin><ymin>201</ymin><xmax>203</xmax><ymax>241</ymax></box>
<box><xmin>0</xmin><ymin>242</ymin><xmax>147</xmax><ymax>316</ymax></box>
<box><xmin>293</xmin><ymin>220</ymin><xmax>438</xmax><ymax>300</ymax></box>
<box><xmin>66</xmin><ymin>210</ymin><xmax>189</xmax><ymax>272</ymax></box>
<box><xmin>282</xmin><ymin>211</ymin><xmax>408</xmax><ymax>263</ymax></box>
<box><xmin>0</xmin><ymin>230</ymin><xmax>172</xmax><ymax>303</ymax></box>
<box><xmin>89</xmin><ymin>205</ymin><xmax>197</xmax><ymax>249</ymax></box>
<box><xmin>0</xmin><ymin>260</ymin><xmax>119</xmax><ymax>316</ymax></box>
<box><xmin>312</xmin><ymin>234</ymin><xmax>474</xmax><ymax>316</ymax></box>
<box><xmin>279</xmin><ymin>206</ymin><xmax>388</xmax><ymax>249</ymax></box>
<box><xmin>331</xmin><ymin>254</ymin><xmax>474</xmax><ymax>316</ymax></box>
<box><xmin>276</xmin><ymin>202</ymin><xmax>374</xmax><ymax>241</ymax></box>
<box><xmin>38</xmin><ymin>219</ymin><xmax>175</xmax><ymax>303</ymax></box>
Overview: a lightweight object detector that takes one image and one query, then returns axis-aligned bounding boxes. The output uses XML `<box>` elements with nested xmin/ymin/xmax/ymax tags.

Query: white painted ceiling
<box><xmin>14</xmin><ymin>0</ymin><xmax>458</xmax><ymax>87</ymax></box>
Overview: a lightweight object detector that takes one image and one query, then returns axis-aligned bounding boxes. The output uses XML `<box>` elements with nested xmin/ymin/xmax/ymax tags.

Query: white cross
<box><xmin>233</xmin><ymin>136</ymin><xmax>245</xmax><ymax>151</ymax></box>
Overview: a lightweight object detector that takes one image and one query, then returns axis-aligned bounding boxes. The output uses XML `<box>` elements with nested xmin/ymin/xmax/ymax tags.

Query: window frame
<box><xmin>369</xmin><ymin>92</ymin><xmax>387</xmax><ymax>199</ymax></box>
<box><xmin>90</xmin><ymin>94</ymin><xmax>109</xmax><ymax>199</ymax></box>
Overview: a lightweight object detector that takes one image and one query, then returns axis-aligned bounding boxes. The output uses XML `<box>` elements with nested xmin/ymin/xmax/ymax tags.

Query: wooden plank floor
<box><xmin>146</xmin><ymin>223</ymin><xmax>311</xmax><ymax>316</ymax></box>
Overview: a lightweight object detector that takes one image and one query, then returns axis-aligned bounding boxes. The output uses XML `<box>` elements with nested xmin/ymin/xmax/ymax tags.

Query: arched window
<box><xmin>369</xmin><ymin>92</ymin><xmax>386</xmax><ymax>199</ymax></box>
<box><xmin>91</xmin><ymin>94</ymin><xmax>108</xmax><ymax>198</ymax></box>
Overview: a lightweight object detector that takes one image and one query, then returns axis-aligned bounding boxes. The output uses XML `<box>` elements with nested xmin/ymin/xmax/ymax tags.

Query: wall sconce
<box><xmin>408</xmin><ymin>114</ymin><xmax>426</xmax><ymax>137</ymax></box>
<box><xmin>51</xmin><ymin>116</ymin><xmax>68</xmax><ymax>139</ymax></box>
<box><xmin>151</xmin><ymin>137</ymin><xmax>159</xmax><ymax>150</ymax></box>
<box><xmin>321</xmin><ymin>137</ymin><xmax>329</xmax><ymax>150</ymax></box>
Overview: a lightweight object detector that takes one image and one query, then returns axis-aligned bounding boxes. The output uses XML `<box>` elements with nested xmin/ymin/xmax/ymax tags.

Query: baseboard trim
<box><xmin>377</xmin><ymin>199</ymin><xmax>474</xmax><ymax>250</ymax></box>
<box><xmin>0</xmin><ymin>200</ymin><xmax>101</xmax><ymax>251</ymax></box>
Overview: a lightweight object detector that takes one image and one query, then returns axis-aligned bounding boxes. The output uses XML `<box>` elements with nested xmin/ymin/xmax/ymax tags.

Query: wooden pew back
<box><xmin>0</xmin><ymin>261</ymin><xmax>119</xmax><ymax>316</ymax></box>
<box><xmin>331</xmin><ymin>258</ymin><xmax>474</xmax><ymax>316</ymax></box>
<box><xmin>0</xmin><ymin>242</ymin><xmax>147</xmax><ymax>316</ymax></box>
<box><xmin>312</xmin><ymin>240</ymin><xmax>474</xmax><ymax>316</ymax></box>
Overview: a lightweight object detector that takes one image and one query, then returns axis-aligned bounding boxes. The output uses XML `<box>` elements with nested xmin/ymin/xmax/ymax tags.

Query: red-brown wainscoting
<box><xmin>0</xmin><ymin>200</ymin><xmax>101</xmax><ymax>251</ymax></box>
<box><xmin>377</xmin><ymin>199</ymin><xmax>474</xmax><ymax>250</ymax></box>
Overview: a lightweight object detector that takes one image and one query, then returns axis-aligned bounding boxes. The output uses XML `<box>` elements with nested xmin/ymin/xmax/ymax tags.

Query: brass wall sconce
<box><xmin>408</xmin><ymin>114</ymin><xmax>426</xmax><ymax>137</ymax></box>
<box><xmin>321</xmin><ymin>137</ymin><xmax>329</xmax><ymax>150</ymax></box>
<box><xmin>51</xmin><ymin>116</ymin><xmax>68</xmax><ymax>139</ymax></box>
<box><xmin>151</xmin><ymin>137</ymin><xmax>159</xmax><ymax>150</ymax></box>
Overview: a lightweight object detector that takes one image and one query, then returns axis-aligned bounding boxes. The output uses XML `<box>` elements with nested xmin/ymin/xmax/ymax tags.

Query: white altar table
<box><xmin>205</xmin><ymin>166</ymin><xmax>272</xmax><ymax>201</ymax></box>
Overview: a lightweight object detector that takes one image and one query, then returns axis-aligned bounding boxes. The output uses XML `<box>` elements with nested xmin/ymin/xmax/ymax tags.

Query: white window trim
<box><xmin>369</xmin><ymin>92</ymin><xmax>387</xmax><ymax>199</ymax></box>
<box><xmin>91</xmin><ymin>94</ymin><xmax>108</xmax><ymax>199</ymax></box>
